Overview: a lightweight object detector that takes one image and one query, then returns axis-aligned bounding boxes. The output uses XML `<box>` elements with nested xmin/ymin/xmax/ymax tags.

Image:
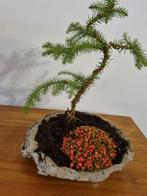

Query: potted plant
<box><xmin>22</xmin><ymin>0</ymin><xmax>147</xmax><ymax>182</ymax></box>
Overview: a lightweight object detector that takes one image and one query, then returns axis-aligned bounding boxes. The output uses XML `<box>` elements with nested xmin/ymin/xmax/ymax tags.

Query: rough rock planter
<box><xmin>21</xmin><ymin>111</ymin><xmax>134</xmax><ymax>182</ymax></box>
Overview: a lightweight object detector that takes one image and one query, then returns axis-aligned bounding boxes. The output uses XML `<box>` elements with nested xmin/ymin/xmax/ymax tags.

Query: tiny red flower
<box><xmin>61</xmin><ymin>126</ymin><xmax>117</xmax><ymax>172</ymax></box>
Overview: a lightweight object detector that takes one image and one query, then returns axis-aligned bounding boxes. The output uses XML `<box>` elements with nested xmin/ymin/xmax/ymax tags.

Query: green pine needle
<box><xmin>66</xmin><ymin>22</ymin><xmax>107</xmax><ymax>46</ymax></box>
<box><xmin>112</xmin><ymin>33</ymin><xmax>147</xmax><ymax>69</ymax></box>
<box><xmin>42</xmin><ymin>39</ymin><xmax>103</xmax><ymax>64</ymax></box>
<box><xmin>22</xmin><ymin>78</ymin><xmax>67</xmax><ymax>112</ymax></box>
<box><xmin>66</xmin><ymin>22</ymin><xmax>97</xmax><ymax>41</ymax></box>
<box><xmin>88</xmin><ymin>0</ymin><xmax>128</xmax><ymax>25</ymax></box>
<box><xmin>22</xmin><ymin>71</ymin><xmax>88</xmax><ymax>111</ymax></box>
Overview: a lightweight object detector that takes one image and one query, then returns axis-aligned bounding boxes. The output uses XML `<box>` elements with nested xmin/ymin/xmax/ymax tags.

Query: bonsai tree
<box><xmin>22</xmin><ymin>0</ymin><xmax>147</xmax><ymax>180</ymax></box>
<box><xmin>23</xmin><ymin>0</ymin><xmax>147</xmax><ymax>119</ymax></box>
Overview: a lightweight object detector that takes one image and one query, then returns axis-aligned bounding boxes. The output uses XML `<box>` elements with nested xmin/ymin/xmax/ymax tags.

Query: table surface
<box><xmin>0</xmin><ymin>105</ymin><xmax>147</xmax><ymax>196</ymax></box>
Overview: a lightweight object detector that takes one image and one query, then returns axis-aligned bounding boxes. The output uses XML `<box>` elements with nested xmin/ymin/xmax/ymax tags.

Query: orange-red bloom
<box><xmin>61</xmin><ymin>126</ymin><xmax>117</xmax><ymax>172</ymax></box>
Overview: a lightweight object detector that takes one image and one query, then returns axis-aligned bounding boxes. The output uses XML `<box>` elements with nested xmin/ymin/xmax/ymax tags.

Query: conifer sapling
<box><xmin>23</xmin><ymin>0</ymin><xmax>147</xmax><ymax>120</ymax></box>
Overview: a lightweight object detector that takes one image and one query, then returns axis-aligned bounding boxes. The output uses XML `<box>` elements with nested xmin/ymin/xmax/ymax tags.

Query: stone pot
<box><xmin>21</xmin><ymin>112</ymin><xmax>134</xmax><ymax>182</ymax></box>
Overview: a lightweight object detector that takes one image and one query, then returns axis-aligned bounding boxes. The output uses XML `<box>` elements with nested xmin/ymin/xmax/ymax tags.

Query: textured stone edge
<box><xmin>21</xmin><ymin>112</ymin><xmax>134</xmax><ymax>182</ymax></box>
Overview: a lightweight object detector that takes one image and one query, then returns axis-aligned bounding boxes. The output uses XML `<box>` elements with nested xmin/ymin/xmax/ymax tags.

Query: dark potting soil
<box><xmin>35</xmin><ymin>111</ymin><xmax>130</xmax><ymax>168</ymax></box>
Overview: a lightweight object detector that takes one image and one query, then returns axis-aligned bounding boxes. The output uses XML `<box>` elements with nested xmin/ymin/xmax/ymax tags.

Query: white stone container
<box><xmin>21</xmin><ymin>112</ymin><xmax>134</xmax><ymax>182</ymax></box>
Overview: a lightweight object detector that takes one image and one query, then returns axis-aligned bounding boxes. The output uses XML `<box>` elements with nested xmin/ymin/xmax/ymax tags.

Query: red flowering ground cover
<box><xmin>61</xmin><ymin>126</ymin><xmax>117</xmax><ymax>172</ymax></box>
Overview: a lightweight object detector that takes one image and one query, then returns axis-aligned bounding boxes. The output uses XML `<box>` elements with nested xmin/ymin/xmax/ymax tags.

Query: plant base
<box><xmin>21</xmin><ymin>112</ymin><xmax>134</xmax><ymax>182</ymax></box>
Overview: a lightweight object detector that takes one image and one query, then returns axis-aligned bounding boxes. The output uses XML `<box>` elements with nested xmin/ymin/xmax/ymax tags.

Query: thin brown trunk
<box><xmin>69</xmin><ymin>48</ymin><xmax>110</xmax><ymax>114</ymax></box>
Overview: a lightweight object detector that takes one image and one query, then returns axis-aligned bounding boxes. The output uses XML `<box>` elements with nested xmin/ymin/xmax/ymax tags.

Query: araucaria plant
<box><xmin>22</xmin><ymin>0</ymin><xmax>147</xmax><ymax>181</ymax></box>
<box><xmin>23</xmin><ymin>0</ymin><xmax>147</xmax><ymax>118</ymax></box>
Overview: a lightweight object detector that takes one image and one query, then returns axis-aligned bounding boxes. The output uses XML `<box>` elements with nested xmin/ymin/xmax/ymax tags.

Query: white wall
<box><xmin>0</xmin><ymin>0</ymin><xmax>147</xmax><ymax>137</ymax></box>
